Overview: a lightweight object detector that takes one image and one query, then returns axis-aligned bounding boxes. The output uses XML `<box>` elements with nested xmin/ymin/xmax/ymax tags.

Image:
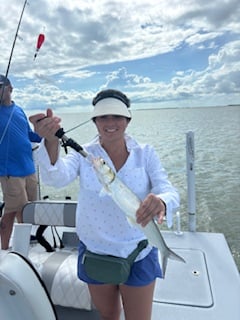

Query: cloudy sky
<box><xmin>0</xmin><ymin>0</ymin><xmax>239</xmax><ymax>112</ymax></box>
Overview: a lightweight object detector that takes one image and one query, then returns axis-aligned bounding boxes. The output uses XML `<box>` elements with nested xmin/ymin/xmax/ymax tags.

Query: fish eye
<box><xmin>100</xmin><ymin>158</ymin><xmax>106</xmax><ymax>165</ymax></box>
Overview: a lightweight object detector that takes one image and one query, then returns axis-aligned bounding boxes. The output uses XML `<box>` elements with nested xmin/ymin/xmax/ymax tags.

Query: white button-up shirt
<box><xmin>36</xmin><ymin>135</ymin><xmax>180</xmax><ymax>260</ymax></box>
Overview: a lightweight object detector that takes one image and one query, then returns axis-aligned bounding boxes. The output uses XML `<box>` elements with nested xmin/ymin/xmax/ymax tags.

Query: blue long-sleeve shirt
<box><xmin>0</xmin><ymin>102</ymin><xmax>42</xmax><ymax>176</ymax></box>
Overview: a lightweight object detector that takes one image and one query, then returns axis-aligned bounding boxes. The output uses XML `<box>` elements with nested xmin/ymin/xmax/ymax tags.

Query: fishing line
<box><xmin>59</xmin><ymin>119</ymin><xmax>92</xmax><ymax>154</ymax></box>
<box><xmin>64</xmin><ymin>118</ymin><xmax>92</xmax><ymax>134</ymax></box>
<box><xmin>0</xmin><ymin>108</ymin><xmax>15</xmax><ymax>145</ymax></box>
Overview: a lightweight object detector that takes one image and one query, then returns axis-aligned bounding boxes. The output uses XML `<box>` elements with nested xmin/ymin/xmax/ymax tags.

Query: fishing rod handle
<box><xmin>55</xmin><ymin>128</ymin><xmax>88</xmax><ymax>158</ymax></box>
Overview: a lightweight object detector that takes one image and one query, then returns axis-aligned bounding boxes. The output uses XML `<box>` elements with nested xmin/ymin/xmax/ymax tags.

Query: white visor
<box><xmin>92</xmin><ymin>97</ymin><xmax>131</xmax><ymax>119</ymax></box>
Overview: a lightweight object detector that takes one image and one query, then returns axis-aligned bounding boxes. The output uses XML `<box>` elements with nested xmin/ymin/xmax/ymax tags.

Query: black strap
<box><xmin>0</xmin><ymin>201</ymin><xmax>5</xmax><ymax>217</ymax></box>
<box><xmin>127</xmin><ymin>239</ymin><xmax>148</xmax><ymax>264</ymax></box>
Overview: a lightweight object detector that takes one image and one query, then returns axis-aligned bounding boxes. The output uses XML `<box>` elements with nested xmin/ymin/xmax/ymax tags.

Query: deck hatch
<box><xmin>154</xmin><ymin>248</ymin><xmax>213</xmax><ymax>308</ymax></box>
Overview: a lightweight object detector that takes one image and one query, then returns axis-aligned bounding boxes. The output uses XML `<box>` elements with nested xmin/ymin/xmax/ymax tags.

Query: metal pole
<box><xmin>32</xmin><ymin>144</ymin><xmax>41</xmax><ymax>200</ymax></box>
<box><xmin>186</xmin><ymin>131</ymin><xmax>196</xmax><ymax>231</ymax></box>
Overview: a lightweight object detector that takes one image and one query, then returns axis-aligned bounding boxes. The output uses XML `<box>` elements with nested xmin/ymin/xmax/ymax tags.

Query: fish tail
<box><xmin>161</xmin><ymin>248</ymin><xmax>185</xmax><ymax>278</ymax></box>
<box><xmin>168</xmin><ymin>248</ymin><xmax>186</xmax><ymax>263</ymax></box>
<box><xmin>161</xmin><ymin>255</ymin><xmax>168</xmax><ymax>279</ymax></box>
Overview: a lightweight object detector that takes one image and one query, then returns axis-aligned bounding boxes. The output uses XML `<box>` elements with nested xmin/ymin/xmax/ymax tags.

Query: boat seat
<box><xmin>0</xmin><ymin>252</ymin><xmax>57</xmax><ymax>320</ymax></box>
<box><xmin>20</xmin><ymin>200</ymin><xmax>93</xmax><ymax>311</ymax></box>
<box><xmin>22</xmin><ymin>200</ymin><xmax>78</xmax><ymax>227</ymax></box>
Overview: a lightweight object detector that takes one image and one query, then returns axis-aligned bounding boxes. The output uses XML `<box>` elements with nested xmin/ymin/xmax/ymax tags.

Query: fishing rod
<box><xmin>5</xmin><ymin>0</ymin><xmax>28</xmax><ymax>78</ymax></box>
<box><xmin>1</xmin><ymin>0</ymin><xmax>87</xmax><ymax>135</ymax></box>
<box><xmin>0</xmin><ymin>0</ymin><xmax>28</xmax><ymax>105</ymax></box>
<box><xmin>55</xmin><ymin>128</ymin><xmax>89</xmax><ymax>159</ymax></box>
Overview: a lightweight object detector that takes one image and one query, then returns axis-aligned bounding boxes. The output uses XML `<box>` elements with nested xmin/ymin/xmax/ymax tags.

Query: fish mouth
<box><xmin>92</xmin><ymin>157</ymin><xmax>101</xmax><ymax>169</ymax></box>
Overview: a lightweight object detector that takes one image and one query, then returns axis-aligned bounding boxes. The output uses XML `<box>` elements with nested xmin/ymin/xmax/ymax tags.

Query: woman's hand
<box><xmin>136</xmin><ymin>193</ymin><xmax>166</xmax><ymax>227</ymax></box>
<box><xmin>29</xmin><ymin>108</ymin><xmax>62</xmax><ymax>164</ymax></box>
<box><xmin>29</xmin><ymin>108</ymin><xmax>61</xmax><ymax>142</ymax></box>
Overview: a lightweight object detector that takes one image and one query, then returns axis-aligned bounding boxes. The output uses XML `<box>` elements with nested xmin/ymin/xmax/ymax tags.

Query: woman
<box><xmin>29</xmin><ymin>89</ymin><xmax>180</xmax><ymax>320</ymax></box>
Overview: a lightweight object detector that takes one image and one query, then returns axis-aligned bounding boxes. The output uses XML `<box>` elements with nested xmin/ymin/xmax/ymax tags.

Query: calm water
<box><xmin>35</xmin><ymin>106</ymin><xmax>240</xmax><ymax>271</ymax></box>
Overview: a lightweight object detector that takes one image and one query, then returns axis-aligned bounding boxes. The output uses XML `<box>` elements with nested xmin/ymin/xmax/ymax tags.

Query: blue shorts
<box><xmin>77</xmin><ymin>241</ymin><xmax>162</xmax><ymax>286</ymax></box>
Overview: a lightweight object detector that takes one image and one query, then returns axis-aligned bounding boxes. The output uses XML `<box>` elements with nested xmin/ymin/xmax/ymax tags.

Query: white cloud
<box><xmin>0</xmin><ymin>0</ymin><xmax>239</xmax><ymax>110</ymax></box>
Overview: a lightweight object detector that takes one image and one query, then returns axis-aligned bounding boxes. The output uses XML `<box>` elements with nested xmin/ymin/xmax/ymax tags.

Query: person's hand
<box><xmin>29</xmin><ymin>108</ymin><xmax>61</xmax><ymax>142</ymax></box>
<box><xmin>136</xmin><ymin>193</ymin><xmax>166</xmax><ymax>227</ymax></box>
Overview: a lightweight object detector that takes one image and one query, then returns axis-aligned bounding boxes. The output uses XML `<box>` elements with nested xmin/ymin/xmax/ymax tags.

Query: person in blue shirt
<box><xmin>0</xmin><ymin>74</ymin><xmax>42</xmax><ymax>249</ymax></box>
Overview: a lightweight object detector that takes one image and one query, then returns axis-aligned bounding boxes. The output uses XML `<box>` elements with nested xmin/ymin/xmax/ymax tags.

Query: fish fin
<box><xmin>99</xmin><ymin>186</ymin><xmax>111</xmax><ymax>197</ymax></box>
<box><xmin>126</xmin><ymin>216</ymin><xmax>136</xmax><ymax>227</ymax></box>
<box><xmin>161</xmin><ymin>255</ymin><xmax>167</xmax><ymax>279</ymax></box>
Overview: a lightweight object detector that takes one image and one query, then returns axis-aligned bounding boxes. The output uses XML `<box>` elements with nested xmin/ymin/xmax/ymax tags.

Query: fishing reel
<box><xmin>55</xmin><ymin>128</ymin><xmax>88</xmax><ymax>157</ymax></box>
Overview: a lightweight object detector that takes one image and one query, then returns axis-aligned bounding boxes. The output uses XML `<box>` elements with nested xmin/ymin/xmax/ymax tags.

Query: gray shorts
<box><xmin>0</xmin><ymin>174</ymin><xmax>38</xmax><ymax>213</ymax></box>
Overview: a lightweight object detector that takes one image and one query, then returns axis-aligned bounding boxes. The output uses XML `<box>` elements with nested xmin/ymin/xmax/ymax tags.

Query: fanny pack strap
<box><xmin>127</xmin><ymin>239</ymin><xmax>148</xmax><ymax>264</ymax></box>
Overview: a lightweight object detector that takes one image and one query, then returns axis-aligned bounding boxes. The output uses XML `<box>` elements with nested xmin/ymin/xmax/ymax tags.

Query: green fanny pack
<box><xmin>82</xmin><ymin>240</ymin><xmax>148</xmax><ymax>285</ymax></box>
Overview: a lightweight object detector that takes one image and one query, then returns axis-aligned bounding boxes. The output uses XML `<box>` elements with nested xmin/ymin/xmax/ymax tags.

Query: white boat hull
<box><xmin>0</xmin><ymin>252</ymin><xmax>57</xmax><ymax>320</ymax></box>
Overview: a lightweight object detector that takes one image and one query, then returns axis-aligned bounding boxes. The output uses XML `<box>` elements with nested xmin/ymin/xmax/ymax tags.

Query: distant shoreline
<box><xmin>131</xmin><ymin>104</ymin><xmax>240</xmax><ymax>111</ymax></box>
<box><xmin>26</xmin><ymin>104</ymin><xmax>240</xmax><ymax>116</ymax></box>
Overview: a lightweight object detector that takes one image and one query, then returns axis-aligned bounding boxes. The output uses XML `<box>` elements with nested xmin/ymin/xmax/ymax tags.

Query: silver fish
<box><xmin>92</xmin><ymin>157</ymin><xmax>185</xmax><ymax>278</ymax></box>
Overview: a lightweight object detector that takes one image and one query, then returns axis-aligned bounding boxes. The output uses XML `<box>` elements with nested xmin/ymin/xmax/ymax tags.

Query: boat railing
<box><xmin>186</xmin><ymin>131</ymin><xmax>196</xmax><ymax>232</ymax></box>
<box><xmin>172</xmin><ymin>131</ymin><xmax>196</xmax><ymax>235</ymax></box>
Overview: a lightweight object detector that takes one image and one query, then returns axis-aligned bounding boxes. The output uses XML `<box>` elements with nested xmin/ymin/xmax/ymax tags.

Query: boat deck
<box><xmin>151</xmin><ymin>231</ymin><xmax>240</xmax><ymax>320</ymax></box>
<box><xmin>51</xmin><ymin>230</ymin><xmax>240</xmax><ymax>319</ymax></box>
